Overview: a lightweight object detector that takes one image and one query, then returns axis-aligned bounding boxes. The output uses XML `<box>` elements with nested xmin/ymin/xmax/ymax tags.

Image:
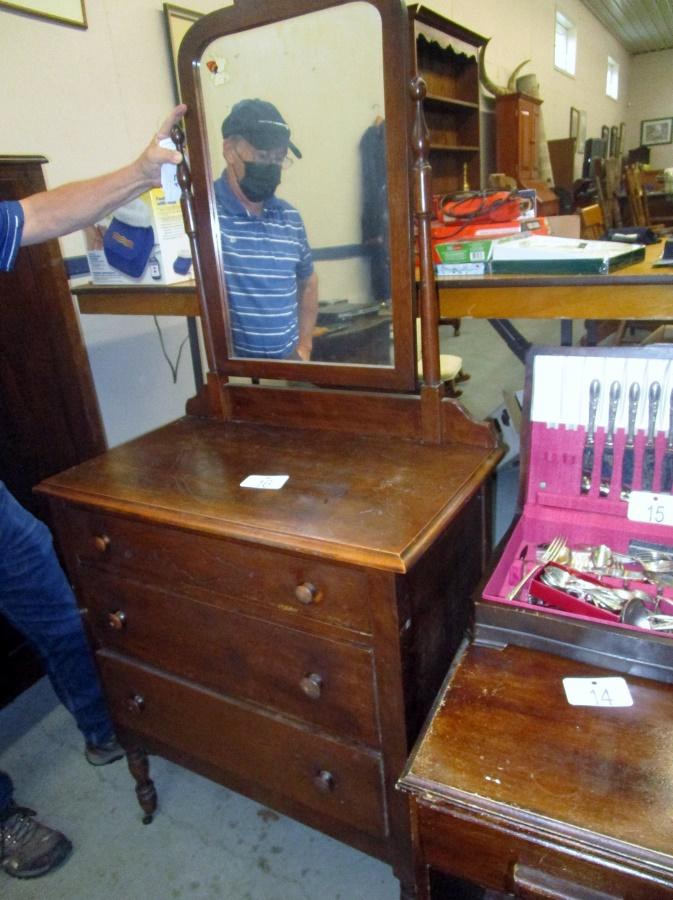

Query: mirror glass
<box><xmin>198</xmin><ymin>2</ymin><xmax>392</xmax><ymax>367</ymax></box>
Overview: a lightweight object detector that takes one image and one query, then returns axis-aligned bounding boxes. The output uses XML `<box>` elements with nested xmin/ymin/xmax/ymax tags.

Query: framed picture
<box><xmin>577</xmin><ymin>110</ymin><xmax>587</xmax><ymax>150</ymax></box>
<box><xmin>569</xmin><ymin>107</ymin><xmax>580</xmax><ymax>141</ymax></box>
<box><xmin>163</xmin><ymin>3</ymin><xmax>201</xmax><ymax>101</ymax></box>
<box><xmin>601</xmin><ymin>125</ymin><xmax>609</xmax><ymax>144</ymax></box>
<box><xmin>609</xmin><ymin>125</ymin><xmax>618</xmax><ymax>158</ymax></box>
<box><xmin>640</xmin><ymin>117</ymin><xmax>673</xmax><ymax>146</ymax></box>
<box><xmin>0</xmin><ymin>0</ymin><xmax>86</xmax><ymax>28</ymax></box>
<box><xmin>618</xmin><ymin>122</ymin><xmax>625</xmax><ymax>156</ymax></box>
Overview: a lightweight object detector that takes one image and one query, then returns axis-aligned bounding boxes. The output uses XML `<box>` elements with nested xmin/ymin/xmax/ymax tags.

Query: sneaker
<box><xmin>0</xmin><ymin>804</ymin><xmax>72</xmax><ymax>879</ymax></box>
<box><xmin>85</xmin><ymin>737</ymin><xmax>124</xmax><ymax>767</ymax></box>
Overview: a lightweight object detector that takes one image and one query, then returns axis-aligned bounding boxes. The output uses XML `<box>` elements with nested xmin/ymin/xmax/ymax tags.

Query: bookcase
<box><xmin>408</xmin><ymin>4</ymin><xmax>486</xmax><ymax>198</ymax></box>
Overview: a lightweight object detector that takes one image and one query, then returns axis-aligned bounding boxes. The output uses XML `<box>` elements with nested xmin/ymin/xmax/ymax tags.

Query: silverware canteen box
<box><xmin>477</xmin><ymin>345</ymin><xmax>673</xmax><ymax>683</ymax></box>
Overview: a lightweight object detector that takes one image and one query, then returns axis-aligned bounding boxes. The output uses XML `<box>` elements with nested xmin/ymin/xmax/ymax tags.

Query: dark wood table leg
<box><xmin>126</xmin><ymin>747</ymin><xmax>157</xmax><ymax>824</ymax></box>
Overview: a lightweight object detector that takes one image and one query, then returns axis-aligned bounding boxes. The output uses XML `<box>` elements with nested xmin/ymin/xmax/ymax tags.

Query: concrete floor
<box><xmin>0</xmin><ymin>317</ymin><xmax>570</xmax><ymax>898</ymax></box>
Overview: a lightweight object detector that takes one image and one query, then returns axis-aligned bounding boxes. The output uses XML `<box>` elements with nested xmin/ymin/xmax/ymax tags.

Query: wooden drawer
<box><xmin>61</xmin><ymin>506</ymin><xmax>371</xmax><ymax>633</ymax></box>
<box><xmin>81</xmin><ymin>571</ymin><xmax>378</xmax><ymax>746</ymax></box>
<box><xmin>416</xmin><ymin>801</ymin><xmax>673</xmax><ymax>899</ymax></box>
<box><xmin>99</xmin><ymin>652</ymin><xmax>387</xmax><ymax>840</ymax></box>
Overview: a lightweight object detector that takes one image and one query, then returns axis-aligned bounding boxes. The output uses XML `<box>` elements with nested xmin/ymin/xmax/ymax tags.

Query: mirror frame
<box><xmin>177</xmin><ymin>0</ymin><xmax>416</xmax><ymax>391</ymax></box>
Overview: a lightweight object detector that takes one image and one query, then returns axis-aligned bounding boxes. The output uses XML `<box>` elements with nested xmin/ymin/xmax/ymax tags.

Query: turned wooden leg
<box><xmin>126</xmin><ymin>747</ymin><xmax>157</xmax><ymax>824</ymax></box>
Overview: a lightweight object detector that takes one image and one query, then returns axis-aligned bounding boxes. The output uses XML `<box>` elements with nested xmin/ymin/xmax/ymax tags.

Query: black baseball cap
<box><xmin>221</xmin><ymin>99</ymin><xmax>301</xmax><ymax>158</ymax></box>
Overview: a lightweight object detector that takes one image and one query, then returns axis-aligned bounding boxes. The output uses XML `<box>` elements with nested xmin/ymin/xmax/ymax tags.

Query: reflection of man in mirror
<box><xmin>215</xmin><ymin>99</ymin><xmax>319</xmax><ymax>360</ymax></box>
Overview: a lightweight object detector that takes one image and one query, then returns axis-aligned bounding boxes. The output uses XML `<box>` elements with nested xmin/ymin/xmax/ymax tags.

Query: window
<box><xmin>606</xmin><ymin>56</ymin><xmax>619</xmax><ymax>99</ymax></box>
<box><xmin>555</xmin><ymin>10</ymin><xmax>577</xmax><ymax>75</ymax></box>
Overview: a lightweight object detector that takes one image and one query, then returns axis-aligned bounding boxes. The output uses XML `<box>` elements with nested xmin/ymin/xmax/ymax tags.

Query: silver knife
<box><xmin>642</xmin><ymin>381</ymin><xmax>661</xmax><ymax>491</ymax></box>
<box><xmin>599</xmin><ymin>380</ymin><xmax>621</xmax><ymax>497</ymax></box>
<box><xmin>620</xmin><ymin>382</ymin><xmax>640</xmax><ymax>501</ymax></box>
<box><xmin>580</xmin><ymin>379</ymin><xmax>601</xmax><ymax>495</ymax></box>
<box><xmin>661</xmin><ymin>388</ymin><xmax>673</xmax><ymax>492</ymax></box>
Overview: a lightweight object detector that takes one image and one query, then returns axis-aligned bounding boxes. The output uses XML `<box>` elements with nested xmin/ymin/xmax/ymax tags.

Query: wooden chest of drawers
<box><xmin>39</xmin><ymin>415</ymin><xmax>499</xmax><ymax>896</ymax></box>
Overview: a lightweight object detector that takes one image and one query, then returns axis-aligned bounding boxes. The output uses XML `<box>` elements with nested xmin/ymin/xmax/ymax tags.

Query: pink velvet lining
<box><xmin>483</xmin><ymin>421</ymin><xmax>673</xmax><ymax>637</ymax></box>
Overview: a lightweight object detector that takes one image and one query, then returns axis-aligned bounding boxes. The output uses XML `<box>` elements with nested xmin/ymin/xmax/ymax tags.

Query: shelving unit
<box><xmin>408</xmin><ymin>5</ymin><xmax>487</xmax><ymax>198</ymax></box>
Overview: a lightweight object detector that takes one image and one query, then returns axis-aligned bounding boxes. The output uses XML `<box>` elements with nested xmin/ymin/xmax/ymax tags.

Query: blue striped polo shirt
<box><xmin>0</xmin><ymin>201</ymin><xmax>24</xmax><ymax>272</ymax></box>
<box><xmin>214</xmin><ymin>173</ymin><xmax>314</xmax><ymax>359</ymax></box>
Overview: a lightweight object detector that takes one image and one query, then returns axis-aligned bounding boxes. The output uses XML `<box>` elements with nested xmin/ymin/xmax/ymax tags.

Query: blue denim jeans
<box><xmin>0</xmin><ymin>482</ymin><xmax>114</xmax><ymax>815</ymax></box>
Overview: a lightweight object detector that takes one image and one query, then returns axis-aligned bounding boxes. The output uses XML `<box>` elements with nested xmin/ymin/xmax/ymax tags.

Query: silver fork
<box><xmin>507</xmin><ymin>535</ymin><xmax>567</xmax><ymax>601</ymax></box>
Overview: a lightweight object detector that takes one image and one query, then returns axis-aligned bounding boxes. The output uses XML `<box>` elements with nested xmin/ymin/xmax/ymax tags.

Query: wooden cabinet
<box><xmin>408</xmin><ymin>5</ymin><xmax>486</xmax><ymax>196</ymax></box>
<box><xmin>495</xmin><ymin>92</ymin><xmax>542</xmax><ymax>185</ymax></box>
<box><xmin>495</xmin><ymin>93</ymin><xmax>560</xmax><ymax>215</ymax></box>
<box><xmin>0</xmin><ymin>156</ymin><xmax>105</xmax><ymax>707</ymax></box>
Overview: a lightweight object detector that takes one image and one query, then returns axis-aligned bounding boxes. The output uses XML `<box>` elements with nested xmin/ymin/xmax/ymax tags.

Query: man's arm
<box><xmin>20</xmin><ymin>105</ymin><xmax>186</xmax><ymax>246</ymax></box>
<box><xmin>296</xmin><ymin>271</ymin><xmax>319</xmax><ymax>361</ymax></box>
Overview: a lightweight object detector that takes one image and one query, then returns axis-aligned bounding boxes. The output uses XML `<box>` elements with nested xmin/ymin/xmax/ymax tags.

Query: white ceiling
<box><xmin>581</xmin><ymin>0</ymin><xmax>673</xmax><ymax>54</ymax></box>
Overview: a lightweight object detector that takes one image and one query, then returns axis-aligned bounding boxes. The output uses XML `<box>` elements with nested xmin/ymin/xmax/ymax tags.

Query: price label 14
<box><xmin>563</xmin><ymin>677</ymin><xmax>633</xmax><ymax>708</ymax></box>
<box><xmin>627</xmin><ymin>490</ymin><xmax>673</xmax><ymax>527</ymax></box>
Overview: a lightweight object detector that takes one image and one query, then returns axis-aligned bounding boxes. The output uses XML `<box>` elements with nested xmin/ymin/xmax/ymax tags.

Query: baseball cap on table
<box><xmin>221</xmin><ymin>99</ymin><xmax>301</xmax><ymax>158</ymax></box>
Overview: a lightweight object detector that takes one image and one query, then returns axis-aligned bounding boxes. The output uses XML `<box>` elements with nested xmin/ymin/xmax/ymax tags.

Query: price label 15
<box><xmin>563</xmin><ymin>677</ymin><xmax>633</xmax><ymax>708</ymax></box>
<box><xmin>627</xmin><ymin>490</ymin><xmax>673</xmax><ymax>527</ymax></box>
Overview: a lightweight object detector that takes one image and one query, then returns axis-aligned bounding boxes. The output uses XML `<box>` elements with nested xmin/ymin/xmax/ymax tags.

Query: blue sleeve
<box><xmin>0</xmin><ymin>200</ymin><xmax>25</xmax><ymax>272</ymax></box>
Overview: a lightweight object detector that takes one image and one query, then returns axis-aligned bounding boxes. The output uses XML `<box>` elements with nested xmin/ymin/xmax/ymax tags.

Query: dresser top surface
<box><xmin>401</xmin><ymin>642</ymin><xmax>673</xmax><ymax>862</ymax></box>
<box><xmin>39</xmin><ymin>416</ymin><xmax>497</xmax><ymax>571</ymax></box>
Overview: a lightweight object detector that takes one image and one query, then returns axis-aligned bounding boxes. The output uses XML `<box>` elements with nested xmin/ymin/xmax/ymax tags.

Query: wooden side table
<box><xmin>399</xmin><ymin>642</ymin><xmax>673</xmax><ymax>899</ymax></box>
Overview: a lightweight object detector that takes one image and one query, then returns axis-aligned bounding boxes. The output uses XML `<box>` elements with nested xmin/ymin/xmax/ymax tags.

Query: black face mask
<box><xmin>239</xmin><ymin>161</ymin><xmax>282</xmax><ymax>202</ymax></box>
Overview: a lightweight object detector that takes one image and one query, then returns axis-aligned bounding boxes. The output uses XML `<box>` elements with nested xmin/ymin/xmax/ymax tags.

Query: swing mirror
<box><xmin>178</xmin><ymin>0</ymin><xmax>416</xmax><ymax>390</ymax></box>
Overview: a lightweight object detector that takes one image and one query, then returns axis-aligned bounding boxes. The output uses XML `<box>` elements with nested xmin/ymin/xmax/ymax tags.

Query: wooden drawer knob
<box><xmin>107</xmin><ymin>610</ymin><xmax>127</xmax><ymax>631</ymax></box>
<box><xmin>294</xmin><ymin>582</ymin><xmax>321</xmax><ymax>605</ymax></box>
<box><xmin>300</xmin><ymin>673</ymin><xmax>323</xmax><ymax>699</ymax></box>
<box><xmin>93</xmin><ymin>534</ymin><xmax>111</xmax><ymax>553</ymax></box>
<box><xmin>313</xmin><ymin>770</ymin><xmax>335</xmax><ymax>794</ymax></box>
<box><xmin>125</xmin><ymin>694</ymin><xmax>145</xmax><ymax>715</ymax></box>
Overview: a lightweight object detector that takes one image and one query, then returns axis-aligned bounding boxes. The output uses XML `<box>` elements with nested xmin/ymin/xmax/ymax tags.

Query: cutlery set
<box><xmin>579</xmin><ymin>377</ymin><xmax>673</xmax><ymax>498</ymax></box>
<box><xmin>511</xmin><ymin>538</ymin><xmax>673</xmax><ymax>634</ymax></box>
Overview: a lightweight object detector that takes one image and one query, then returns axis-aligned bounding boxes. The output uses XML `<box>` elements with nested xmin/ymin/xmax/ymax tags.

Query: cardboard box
<box><xmin>85</xmin><ymin>189</ymin><xmax>193</xmax><ymax>285</ymax></box>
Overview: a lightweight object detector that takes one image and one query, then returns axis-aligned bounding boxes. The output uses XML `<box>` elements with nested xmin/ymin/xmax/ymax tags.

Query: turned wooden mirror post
<box><xmin>410</xmin><ymin>74</ymin><xmax>446</xmax><ymax>444</ymax></box>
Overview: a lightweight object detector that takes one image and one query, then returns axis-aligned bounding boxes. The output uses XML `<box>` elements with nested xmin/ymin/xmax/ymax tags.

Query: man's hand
<box><xmin>20</xmin><ymin>104</ymin><xmax>190</xmax><ymax>246</ymax></box>
<box><xmin>136</xmin><ymin>104</ymin><xmax>187</xmax><ymax>186</ymax></box>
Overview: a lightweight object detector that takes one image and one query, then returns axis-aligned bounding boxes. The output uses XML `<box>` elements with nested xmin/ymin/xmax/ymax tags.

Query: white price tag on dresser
<box><xmin>627</xmin><ymin>491</ymin><xmax>673</xmax><ymax>527</ymax></box>
<box><xmin>240</xmin><ymin>474</ymin><xmax>289</xmax><ymax>490</ymax></box>
<box><xmin>563</xmin><ymin>677</ymin><xmax>633</xmax><ymax>707</ymax></box>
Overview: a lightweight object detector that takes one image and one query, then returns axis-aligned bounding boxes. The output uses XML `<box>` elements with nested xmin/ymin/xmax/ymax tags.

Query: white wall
<box><xmin>628</xmin><ymin>49</ymin><xmax>673</xmax><ymax>170</ymax></box>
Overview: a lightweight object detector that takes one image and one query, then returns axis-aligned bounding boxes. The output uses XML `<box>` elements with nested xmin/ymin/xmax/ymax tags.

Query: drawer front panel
<box><xmin>62</xmin><ymin>506</ymin><xmax>371</xmax><ymax>633</ymax></box>
<box><xmin>82</xmin><ymin>573</ymin><xmax>378</xmax><ymax>746</ymax></box>
<box><xmin>417</xmin><ymin>803</ymin><xmax>673</xmax><ymax>900</ymax></box>
<box><xmin>100</xmin><ymin>653</ymin><xmax>386</xmax><ymax>839</ymax></box>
